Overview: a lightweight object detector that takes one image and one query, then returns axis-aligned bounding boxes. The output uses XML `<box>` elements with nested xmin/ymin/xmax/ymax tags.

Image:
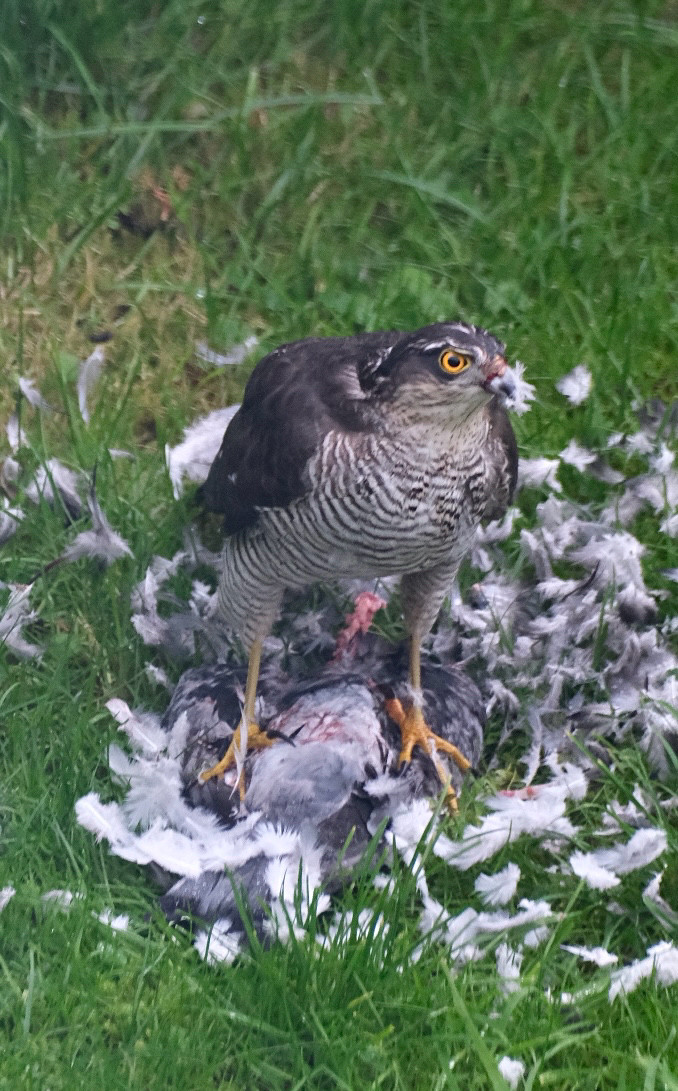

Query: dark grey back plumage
<box><xmin>201</xmin><ymin>331</ymin><xmax>399</xmax><ymax>532</ymax></box>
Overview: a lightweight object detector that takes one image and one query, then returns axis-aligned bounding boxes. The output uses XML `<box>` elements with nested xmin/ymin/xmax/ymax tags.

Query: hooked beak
<box><xmin>482</xmin><ymin>354</ymin><xmax>516</xmax><ymax>401</ymax></box>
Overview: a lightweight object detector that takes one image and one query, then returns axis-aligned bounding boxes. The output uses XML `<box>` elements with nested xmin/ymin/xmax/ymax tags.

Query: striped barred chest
<box><xmin>257</xmin><ymin>417</ymin><xmax>493</xmax><ymax>585</ymax></box>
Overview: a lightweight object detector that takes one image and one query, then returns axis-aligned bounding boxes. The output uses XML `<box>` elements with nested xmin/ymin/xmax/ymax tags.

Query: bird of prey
<box><xmin>199</xmin><ymin>321</ymin><xmax>517</xmax><ymax>798</ymax></box>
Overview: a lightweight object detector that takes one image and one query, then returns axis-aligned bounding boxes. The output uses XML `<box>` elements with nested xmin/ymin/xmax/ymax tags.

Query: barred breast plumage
<box><xmin>203</xmin><ymin>323</ymin><xmax>517</xmax><ymax>648</ymax></box>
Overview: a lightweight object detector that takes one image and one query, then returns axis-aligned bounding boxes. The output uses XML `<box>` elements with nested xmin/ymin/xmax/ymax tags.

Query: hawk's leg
<box><xmin>386</xmin><ymin>633</ymin><xmax>471</xmax><ymax>813</ymax></box>
<box><xmin>200</xmin><ymin>638</ymin><xmax>273</xmax><ymax>799</ymax></box>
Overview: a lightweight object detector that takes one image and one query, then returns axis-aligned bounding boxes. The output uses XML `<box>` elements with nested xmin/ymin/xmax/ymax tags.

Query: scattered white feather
<box><xmin>6</xmin><ymin>412</ymin><xmax>27</xmax><ymax>452</ymax></box>
<box><xmin>482</xmin><ymin>899</ymin><xmax>554</xmax><ymax>936</ymax></box>
<box><xmin>556</xmin><ymin>364</ymin><xmax>592</xmax><ymax>405</ymax></box>
<box><xmin>119</xmin><ymin>758</ymin><xmax>186</xmax><ymax>831</ymax></box>
<box><xmin>266</xmin><ymin>901</ymin><xmax>311</xmax><ymax>945</ymax></box>
<box><xmin>625</xmin><ymin>431</ymin><xmax>654</xmax><ymax>455</ymax></box>
<box><xmin>436</xmin><ymin>899</ymin><xmax>553</xmax><ymax>963</ymax></box>
<box><xmin>96</xmin><ymin>909</ymin><xmax>130</xmax><ymax>932</ymax></box>
<box><xmin>642</xmin><ymin>872</ymin><xmax>678</xmax><ymax>926</ymax></box>
<box><xmin>599</xmin><ymin>794</ymin><xmax>647</xmax><ymax>835</ymax></box>
<box><xmin>642</xmin><ymin>872</ymin><xmax>662</xmax><ymax>902</ymax></box>
<box><xmin>518</xmin><ymin>458</ymin><xmax>562</xmax><ymax>492</ymax></box>
<box><xmin>1</xmin><ymin>455</ymin><xmax>20</xmax><ymax>486</ymax></box>
<box><xmin>106</xmin><ymin>699</ymin><xmax>166</xmax><ymax>755</ymax></box>
<box><xmin>144</xmin><ymin>663</ymin><xmax>174</xmax><ymax>692</ymax></box>
<box><xmin>18</xmin><ymin>377</ymin><xmax>52</xmax><ymax>410</ymax></box>
<box><xmin>75</xmin><ymin>793</ymin><xmax>151</xmax><ymax>864</ymax></box>
<box><xmin>135</xmin><ymin>824</ymin><xmax>203</xmax><ymax>876</ymax></box>
<box><xmin>77</xmin><ymin>346</ymin><xmax>106</xmax><ymax>423</ymax></box>
<box><xmin>195</xmin><ymin>335</ymin><xmax>258</xmax><ymax>367</ymax></box>
<box><xmin>588</xmin><ymin>457</ymin><xmax>625</xmax><ymax>485</ymax></box>
<box><xmin>0</xmin><ymin>886</ymin><xmax>16</xmax><ymax>911</ymax></box>
<box><xmin>77</xmin><ymin>789</ymin><xmax>211</xmax><ymax>873</ymax></box>
<box><xmin>385</xmin><ymin>799</ymin><xmax>437</xmax><ymax>873</ymax></box>
<box><xmin>535</xmin><ymin>576</ymin><xmax>582</xmax><ymax>601</ymax></box>
<box><xmin>255</xmin><ymin>823</ymin><xmax>306</xmax><ymax>862</ymax></box>
<box><xmin>196</xmin><ymin>819</ymin><xmax>296</xmax><ymax>874</ymax></box>
<box><xmin>505</xmin><ymin>361</ymin><xmax>535</xmax><ymax>416</ymax></box>
<box><xmin>474</xmin><ymin>863</ymin><xmax>521</xmax><ymax>907</ymax></box>
<box><xmin>609</xmin><ymin>941</ymin><xmax>678</xmax><ymax>1001</ymax></box>
<box><xmin>264</xmin><ymin>844</ymin><xmax>327</xmax><ymax>944</ymax></box>
<box><xmin>131</xmin><ymin>554</ymin><xmax>183</xmax><ymax>615</ymax></box>
<box><xmin>570</xmin><ymin>828</ymin><xmax>667</xmax><ymax>890</ymax></box>
<box><xmin>569</xmin><ymin>531</ymin><xmax>647</xmax><ymax>590</ymax></box>
<box><xmin>523</xmin><ymin>925</ymin><xmax>551</xmax><ymax>949</ymax></box>
<box><xmin>496</xmin><ymin>942</ymin><xmax>522</xmax><ymax>994</ymax></box>
<box><xmin>485</xmin><ymin>678</ymin><xmax>521</xmax><ymax>715</ymax></box>
<box><xmin>0</xmin><ymin>500</ymin><xmax>24</xmax><ymax>545</ymax></box>
<box><xmin>617</xmin><ymin>583</ymin><xmax>657</xmax><ymax>623</ymax></box>
<box><xmin>165</xmin><ymin>406</ymin><xmax>240</xmax><ymax>499</ymax></box>
<box><xmin>437</xmin><ymin>772</ymin><xmax>584</xmax><ymax>870</ymax></box>
<box><xmin>190</xmin><ymin>579</ymin><xmax>217</xmax><ymax>616</ymax></box>
<box><xmin>418</xmin><ymin>893</ymin><xmax>446</xmax><ymax>940</ymax></box>
<box><xmin>592</xmin><ymin>828</ymin><xmax>668</xmax><ymax>876</ymax></box>
<box><xmin>25</xmin><ymin>459</ymin><xmax>84</xmax><ymax>516</ymax></box>
<box><xmin>61</xmin><ymin>487</ymin><xmax>132</xmax><ymax>566</ymax></box>
<box><xmin>0</xmin><ymin>583</ymin><xmax>43</xmax><ymax>659</ymax></box>
<box><xmin>194</xmin><ymin>919</ymin><xmax>242</xmax><ymax>964</ymax></box>
<box><xmin>476</xmin><ymin>508</ymin><xmax>518</xmax><ymax>546</ymax></box>
<box><xmin>520</xmin><ymin>527</ymin><xmax>553</xmax><ymax>580</ymax></box>
<box><xmin>559</xmin><ymin>440</ymin><xmax>597</xmax><ymax>472</ymax></box>
<box><xmin>561</xmin><ymin>944</ymin><xmax>618</xmax><ymax>967</ymax></box>
<box><xmin>569</xmin><ymin>852</ymin><xmax>620</xmax><ymax>890</ymax></box>
<box><xmin>42</xmin><ymin>889</ymin><xmax>83</xmax><ymax>908</ymax></box>
<box><xmin>650</xmin><ymin>443</ymin><xmax>674</xmax><ymax>474</ymax></box>
<box><xmin>130</xmin><ymin>613</ymin><xmax>168</xmax><ymax>647</ymax></box>
<box><xmin>660</xmin><ymin>512</ymin><xmax>678</xmax><ymax>537</ymax></box>
<box><xmin>498</xmin><ymin>1056</ymin><xmax>526</xmax><ymax>1089</ymax></box>
<box><xmin>319</xmin><ymin>908</ymin><xmax>390</xmax><ymax>952</ymax></box>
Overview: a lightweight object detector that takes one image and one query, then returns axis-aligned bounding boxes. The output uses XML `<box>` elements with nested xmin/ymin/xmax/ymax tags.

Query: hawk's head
<box><xmin>367</xmin><ymin>321</ymin><xmax>515</xmax><ymax>418</ymax></box>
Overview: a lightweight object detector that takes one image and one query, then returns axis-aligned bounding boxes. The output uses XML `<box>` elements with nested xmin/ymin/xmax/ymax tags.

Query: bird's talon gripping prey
<box><xmin>386</xmin><ymin>697</ymin><xmax>472</xmax><ymax>773</ymax></box>
<box><xmin>201</xmin><ymin>322</ymin><xmax>517</xmax><ymax>809</ymax></box>
<box><xmin>385</xmin><ymin>696</ymin><xmax>470</xmax><ymax>813</ymax></box>
<box><xmin>200</xmin><ymin>721</ymin><xmax>274</xmax><ymax>798</ymax></box>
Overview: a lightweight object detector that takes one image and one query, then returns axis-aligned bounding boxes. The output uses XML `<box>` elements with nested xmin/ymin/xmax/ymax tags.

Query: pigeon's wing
<box><xmin>483</xmin><ymin>397</ymin><xmax>518</xmax><ymax>520</ymax></box>
<box><xmin>200</xmin><ymin>332</ymin><xmax>400</xmax><ymax>534</ymax></box>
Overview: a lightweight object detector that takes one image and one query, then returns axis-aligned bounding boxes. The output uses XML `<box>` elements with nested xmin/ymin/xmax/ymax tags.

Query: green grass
<box><xmin>1</xmin><ymin>0</ymin><xmax>678</xmax><ymax>1087</ymax></box>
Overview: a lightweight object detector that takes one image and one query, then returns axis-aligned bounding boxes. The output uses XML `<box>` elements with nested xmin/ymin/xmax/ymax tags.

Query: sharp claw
<box><xmin>384</xmin><ymin>699</ymin><xmax>471</xmax><ymax>810</ymax></box>
<box><xmin>199</xmin><ymin>721</ymin><xmax>273</xmax><ymax>785</ymax></box>
<box><xmin>200</xmin><ymin>748</ymin><xmax>234</xmax><ymax>784</ymax></box>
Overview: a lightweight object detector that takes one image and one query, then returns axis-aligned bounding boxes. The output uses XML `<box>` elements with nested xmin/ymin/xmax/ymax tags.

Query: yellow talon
<box><xmin>200</xmin><ymin>721</ymin><xmax>273</xmax><ymax>800</ymax></box>
<box><xmin>199</xmin><ymin>636</ymin><xmax>275</xmax><ymax>800</ymax></box>
<box><xmin>385</xmin><ymin>696</ymin><xmax>471</xmax><ymax>814</ymax></box>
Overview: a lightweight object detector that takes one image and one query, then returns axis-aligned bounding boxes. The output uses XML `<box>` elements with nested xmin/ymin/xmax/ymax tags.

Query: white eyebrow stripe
<box><xmin>417</xmin><ymin>340</ymin><xmax>454</xmax><ymax>352</ymax></box>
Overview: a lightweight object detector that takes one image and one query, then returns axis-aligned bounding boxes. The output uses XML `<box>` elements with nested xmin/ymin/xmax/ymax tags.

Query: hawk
<box><xmin>199</xmin><ymin>322</ymin><xmax>517</xmax><ymax>798</ymax></box>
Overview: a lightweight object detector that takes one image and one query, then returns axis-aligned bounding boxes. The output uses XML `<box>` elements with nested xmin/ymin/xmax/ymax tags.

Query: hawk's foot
<box><xmin>385</xmin><ymin>697</ymin><xmax>471</xmax><ymax>813</ymax></box>
<box><xmin>199</xmin><ymin>721</ymin><xmax>274</xmax><ymax>800</ymax></box>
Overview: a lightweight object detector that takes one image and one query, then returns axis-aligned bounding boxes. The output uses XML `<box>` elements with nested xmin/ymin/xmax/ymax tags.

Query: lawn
<box><xmin>1</xmin><ymin>1</ymin><xmax>677</xmax><ymax>1087</ymax></box>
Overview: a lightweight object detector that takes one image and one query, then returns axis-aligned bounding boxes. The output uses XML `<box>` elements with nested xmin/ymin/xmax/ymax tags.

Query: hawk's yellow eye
<box><xmin>439</xmin><ymin>349</ymin><xmax>471</xmax><ymax>375</ymax></box>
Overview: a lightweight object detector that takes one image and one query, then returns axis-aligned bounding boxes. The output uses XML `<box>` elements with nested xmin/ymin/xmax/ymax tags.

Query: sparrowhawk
<box><xmin>199</xmin><ymin>322</ymin><xmax>518</xmax><ymax>800</ymax></box>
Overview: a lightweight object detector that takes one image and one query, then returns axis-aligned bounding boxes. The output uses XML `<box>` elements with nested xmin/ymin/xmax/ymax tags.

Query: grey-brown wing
<box><xmin>200</xmin><ymin>332</ymin><xmax>400</xmax><ymax>535</ymax></box>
